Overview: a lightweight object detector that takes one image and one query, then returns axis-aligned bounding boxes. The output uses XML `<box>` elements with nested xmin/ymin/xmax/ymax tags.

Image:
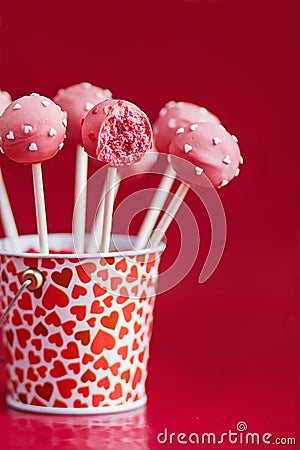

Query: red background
<box><xmin>0</xmin><ymin>0</ymin><xmax>299</xmax><ymax>448</ymax></box>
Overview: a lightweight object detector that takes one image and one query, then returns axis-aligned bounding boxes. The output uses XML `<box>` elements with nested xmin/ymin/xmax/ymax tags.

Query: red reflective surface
<box><xmin>0</xmin><ymin>0</ymin><xmax>300</xmax><ymax>448</ymax></box>
<box><xmin>0</xmin><ymin>243</ymin><xmax>299</xmax><ymax>448</ymax></box>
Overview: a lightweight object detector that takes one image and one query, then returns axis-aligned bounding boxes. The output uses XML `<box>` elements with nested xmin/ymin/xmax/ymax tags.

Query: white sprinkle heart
<box><xmin>222</xmin><ymin>155</ymin><xmax>232</xmax><ymax>164</ymax></box>
<box><xmin>235</xmin><ymin>168</ymin><xmax>240</xmax><ymax>177</ymax></box>
<box><xmin>212</xmin><ymin>137</ymin><xmax>222</xmax><ymax>145</ymax></box>
<box><xmin>199</xmin><ymin>107</ymin><xmax>208</xmax><ymax>114</ymax></box>
<box><xmin>166</xmin><ymin>101</ymin><xmax>176</xmax><ymax>108</ymax></box>
<box><xmin>184</xmin><ymin>144</ymin><xmax>193</xmax><ymax>153</ymax></box>
<box><xmin>218</xmin><ymin>179</ymin><xmax>229</xmax><ymax>188</ymax></box>
<box><xmin>240</xmin><ymin>155</ymin><xmax>244</xmax><ymax>165</ymax></box>
<box><xmin>6</xmin><ymin>131</ymin><xmax>14</xmax><ymax>140</ymax></box>
<box><xmin>49</xmin><ymin>128</ymin><xmax>57</xmax><ymax>137</ymax></box>
<box><xmin>13</xmin><ymin>104</ymin><xmax>22</xmax><ymax>110</ymax></box>
<box><xmin>29</xmin><ymin>143</ymin><xmax>38</xmax><ymax>151</ymax></box>
<box><xmin>218</xmin><ymin>124</ymin><xmax>226</xmax><ymax>131</ymax></box>
<box><xmin>195</xmin><ymin>166</ymin><xmax>204</xmax><ymax>175</ymax></box>
<box><xmin>104</xmin><ymin>89</ymin><xmax>112</xmax><ymax>97</ymax></box>
<box><xmin>62</xmin><ymin>118</ymin><xmax>67</xmax><ymax>127</ymax></box>
<box><xmin>81</xmin><ymin>82</ymin><xmax>92</xmax><ymax>88</ymax></box>
<box><xmin>232</xmin><ymin>134</ymin><xmax>238</xmax><ymax>142</ymax></box>
<box><xmin>176</xmin><ymin>102</ymin><xmax>184</xmax><ymax>108</ymax></box>
<box><xmin>23</xmin><ymin>125</ymin><xmax>33</xmax><ymax>134</ymax></box>
<box><xmin>41</xmin><ymin>100</ymin><xmax>50</xmax><ymax>107</ymax></box>
<box><xmin>159</xmin><ymin>107</ymin><xmax>167</xmax><ymax>117</ymax></box>
<box><xmin>58</xmin><ymin>142</ymin><xmax>64</xmax><ymax>150</ymax></box>
<box><xmin>30</xmin><ymin>93</ymin><xmax>40</xmax><ymax>97</ymax></box>
<box><xmin>84</xmin><ymin>102</ymin><xmax>93</xmax><ymax>111</ymax></box>
<box><xmin>176</xmin><ymin>127</ymin><xmax>184</xmax><ymax>134</ymax></box>
<box><xmin>190</xmin><ymin>124</ymin><xmax>198</xmax><ymax>131</ymax></box>
<box><xmin>168</xmin><ymin>119</ymin><xmax>176</xmax><ymax>128</ymax></box>
<box><xmin>0</xmin><ymin>147</ymin><xmax>4</xmax><ymax>154</ymax></box>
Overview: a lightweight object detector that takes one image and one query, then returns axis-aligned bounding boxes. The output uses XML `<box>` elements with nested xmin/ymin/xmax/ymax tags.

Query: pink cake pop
<box><xmin>0</xmin><ymin>94</ymin><xmax>66</xmax><ymax>164</ymax></box>
<box><xmin>135</xmin><ymin>102</ymin><xmax>219</xmax><ymax>249</ymax></box>
<box><xmin>53</xmin><ymin>82</ymin><xmax>112</xmax><ymax>142</ymax></box>
<box><xmin>0</xmin><ymin>93</ymin><xmax>67</xmax><ymax>253</ymax></box>
<box><xmin>154</xmin><ymin>101</ymin><xmax>220</xmax><ymax>153</ymax></box>
<box><xmin>82</xmin><ymin>98</ymin><xmax>153</xmax><ymax>252</ymax></box>
<box><xmin>169</xmin><ymin>122</ymin><xmax>241</xmax><ymax>188</ymax></box>
<box><xmin>149</xmin><ymin>123</ymin><xmax>242</xmax><ymax>248</ymax></box>
<box><xmin>0</xmin><ymin>90</ymin><xmax>12</xmax><ymax>115</ymax></box>
<box><xmin>54</xmin><ymin>82</ymin><xmax>112</xmax><ymax>254</ymax></box>
<box><xmin>82</xmin><ymin>99</ymin><xmax>152</xmax><ymax>166</ymax></box>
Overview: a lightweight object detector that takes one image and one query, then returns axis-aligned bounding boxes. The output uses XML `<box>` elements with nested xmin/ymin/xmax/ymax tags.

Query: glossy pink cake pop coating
<box><xmin>0</xmin><ymin>90</ymin><xmax>12</xmax><ymax>114</ymax></box>
<box><xmin>118</xmin><ymin>147</ymin><xmax>158</xmax><ymax>177</ymax></box>
<box><xmin>154</xmin><ymin>101</ymin><xmax>220</xmax><ymax>153</ymax></box>
<box><xmin>53</xmin><ymin>82</ymin><xmax>112</xmax><ymax>142</ymax></box>
<box><xmin>169</xmin><ymin>122</ymin><xmax>241</xmax><ymax>188</ymax></box>
<box><xmin>0</xmin><ymin>94</ymin><xmax>66</xmax><ymax>164</ymax></box>
<box><xmin>81</xmin><ymin>99</ymin><xmax>153</xmax><ymax>167</ymax></box>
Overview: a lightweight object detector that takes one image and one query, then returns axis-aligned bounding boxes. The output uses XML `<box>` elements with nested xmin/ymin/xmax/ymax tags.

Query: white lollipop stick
<box><xmin>32</xmin><ymin>164</ymin><xmax>49</xmax><ymax>253</ymax></box>
<box><xmin>87</xmin><ymin>181</ymin><xmax>106</xmax><ymax>253</ymax></box>
<box><xmin>0</xmin><ymin>167</ymin><xmax>20</xmax><ymax>252</ymax></box>
<box><xmin>73</xmin><ymin>145</ymin><xmax>88</xmax><ymax>253</ymax></box>
<box><xmin>87</xmin><ymin>171</ymin><xmax>120</xmax><ymax>253</ymax></box>
<box><xmin>150</xmin><ymin>182</ymin><xmax>189</xmax><ymax>248</ymax></box>
<box><xmin>135</xmin><ymin>163</ymin><xmax>176</xmax><ymax>249</ymax></box>
<box><xmin>100</xmin><ymin>167</ymin><xmax>118</xmax><ymax>252</ymax></box>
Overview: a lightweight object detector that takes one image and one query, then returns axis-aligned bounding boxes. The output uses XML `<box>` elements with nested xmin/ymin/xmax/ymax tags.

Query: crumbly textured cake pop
<box><xmin>0</xmin><ymin>94</ymin><xmax>66</xmax><ymax>164</ymax></box>
<box><xmin>81</xmin><ymin>99</ymin><xmax>153</xmax><ymax>167</ymax></box>
<box><xmin>169</xmin><ymin>122</ymin><xmax>241</xmax><ymax>188</ymax></box>
<box><xmin>53</xmin><ymin>82</ymin><xmax>112</xmax><ymax>142</ymax></box>
<box><xmin>154</xmin><ymin>101</ymin><xmax>220</xmax><ymax>153</ymax></box>
<box><xmin>0</xmin><ymin>90</ymin><xmax>12</xmax><ymax>115</ymax></box>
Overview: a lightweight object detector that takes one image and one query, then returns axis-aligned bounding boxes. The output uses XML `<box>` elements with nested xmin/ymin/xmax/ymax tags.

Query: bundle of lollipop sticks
<box><xmin>0</xmin><ymin>84</ymin><xmax>243</xmax><ymax>255</ymax></box>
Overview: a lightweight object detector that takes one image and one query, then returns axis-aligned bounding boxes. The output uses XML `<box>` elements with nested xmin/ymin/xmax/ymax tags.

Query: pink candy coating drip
<box><xmin>54</xmin><ymin>82</ymin><xmax>112</xmax><ymax>143</ymax></box>
<box><xmin>0</xmin><ymin>90</ymin><xmax>12</xmax><ymax>115</ymax></box>
<box><xmin>0</xmin><ymin>94</ymin><xmax>66</xmax><ymax>164</ymax></box>
<box><xmin>82</xmin><ymin>99</ymin><xmax>152</xmax><ymax>167</ymax></box>
<box><xmin>169</xmin><ymin>122</ymin><xmax>241</xmax><ymax>188</ymax></box>
<box><xmin>154</xmin><ymin>101</ymin><xmax>220</xmax><ymax>153</ymax></box>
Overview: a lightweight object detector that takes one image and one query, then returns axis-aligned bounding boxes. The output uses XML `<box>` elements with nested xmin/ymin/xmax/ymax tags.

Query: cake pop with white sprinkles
<box><xmin>54</xmin><ymin>82</ymin><xmax>112</xmax><ymax>253</ymax></box>
<box><xmin>154</xmin><ymin>101</ymin><xmax>220</xmax><ymax>153</ymax></box>
<box><xmin>81</xmin><ymin>98</ymin><xmax>153</xmax><ymax>166</ymax></box>
<box><xmin>0</xmin><ymin>94</ymin><xmax>66</xmax><ymax>164</ymax></box>
<box><xmin>0</xmin><ymin>93</ymin><xmax>67</xmax><ymax>253</ymax></box>
<box><xmin>54</xmin><ymin>82</ymin><xmax>112</xmax><ymax>142</ymax></box>
<box><xmin>82</xmin><ymin>98</ymin><xmax>153</xmax><ymax>252</ymax></box>
<box><xmin>169</xmin><ymin>122</ymin><xmax>241</xmax><ymax>188</ymax></box>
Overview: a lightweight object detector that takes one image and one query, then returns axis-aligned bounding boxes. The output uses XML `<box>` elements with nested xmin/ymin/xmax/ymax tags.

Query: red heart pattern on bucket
<box><xmin>0</xmin><ymin>247</ymin><xmax>160</xmax><ymax>412</ymax></box>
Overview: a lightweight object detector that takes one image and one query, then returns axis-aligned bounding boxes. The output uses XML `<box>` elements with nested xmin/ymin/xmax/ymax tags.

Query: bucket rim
<box><xmin>0</xmin><ymin>233</ymin><xmax>166</xmax><ymax>259</ymax></box>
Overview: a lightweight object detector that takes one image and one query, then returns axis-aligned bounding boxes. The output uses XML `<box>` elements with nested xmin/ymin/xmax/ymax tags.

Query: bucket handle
<box><xmin>0</xmin><ymin>268</ymin><xmax>44</xmax><ymax>327</ymax></box>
